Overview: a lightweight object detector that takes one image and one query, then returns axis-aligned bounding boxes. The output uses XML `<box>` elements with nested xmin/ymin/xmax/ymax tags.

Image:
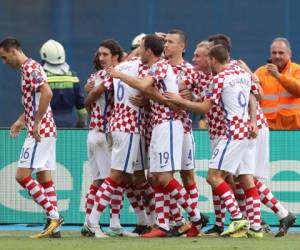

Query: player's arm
<box><xmin>248</xmin><ymin>93</ymin><xmax>258</xmax><ymax>138</ymax></box>
<box><xmin>10</xmin><ymin>113</ymin><xmax>25</xmax><ymax>138</ymax></box>
<box><xmin>108</xmin><ymin>68</ymin><xmax>170</xmax><ymax>105</ymax></box>
<box><xmin>165</xmin><ymin>92</ymin><xmax>212</xmax><ymax>113</ymax></box>
<box><xmin>84</xmin><ymin>83</ymin><xmax>106</xmax><ymax>111</ymax></box>
<box><xmin>84</xmin><ymin>80</ymin><xmax>95</xmax><ymax>93</ymax></box>
<box><xmin>32</xmin><ymin>84</ymin><xmax>53</xmax><ymax>141</ymax></box>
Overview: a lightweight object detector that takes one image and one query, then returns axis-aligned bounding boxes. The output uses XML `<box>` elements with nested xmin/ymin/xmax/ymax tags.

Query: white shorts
<box><xmin>134</xmin><ymin>136</ymin><xmax>149</xmax><ymax>171</ymax></box>
<box><xmin>181</xmin><ymin>132</ymin><xmax>195</xmax><ymax>171</ymax></box>
<box><xmin>18</xmin><ymin>137</ymin><xmax>56</xmax><ymax>172</ymax></box>
<box><xmin>87</xmin><ymin>129</ymin><xmax>111</xmax><ymax>180</ymax></box>
<box><xmin>254</xmin><ymin>127</ymin><xmax>270</xmax><ymax>180</ymax></box>
<box><xmin>149</xmin><ymin>120</ymin><xmax>183</xmax><ymax>173</ymax></box>
<box><xmin>111</xmin><ymin>131</ymin><xmax>140</xmax><ymax>174</ymax></box>
<box><xmin>209</xmin><ymin>138</ymin><xmax>256</xmax><ymax>175</ymax></box>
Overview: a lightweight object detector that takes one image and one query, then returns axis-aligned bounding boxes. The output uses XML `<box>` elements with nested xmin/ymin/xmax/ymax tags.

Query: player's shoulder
<box><xmin>22</xmin><ymin>58</ymin><xmax>43</xmax><ymax>73</ymax></box>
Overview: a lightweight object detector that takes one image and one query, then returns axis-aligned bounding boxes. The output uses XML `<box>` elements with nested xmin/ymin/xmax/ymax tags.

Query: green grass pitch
<box><xmin>0</xmin><ymin>231</ymin><xmax>300</xmax><ymax>250</ymax></box>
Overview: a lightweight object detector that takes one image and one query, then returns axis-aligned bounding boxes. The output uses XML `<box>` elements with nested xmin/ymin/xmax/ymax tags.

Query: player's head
<box><xmin>164</xmin><ymin>29</ymin><xmax>187</xmax><ymax>59</ymax></box>
<box><xmin>270</xmin><ymin>37</ymin><xmax>291</xmax><ymax>71</ymax></box>
<box><xmin>209</xmin><ymin>44</ymin><xmax>229</xmax><ymax>74</ymax></box>
<box><xmin>95</xmin><ymin>39</ymin><xmax>123</xmax><ymax>70</ymax></box>
<box><xmin>208</xmin><ymin>33</ymin><xmax>231</xmax><ymax>53</ymax></box>
<box><xmin>40</xmin><ymin>39</ymin><xmax>65</xmax><ymax>65</ymax></box>
<box><xmin>192</xmin><ymin>40</ymin><xmax>210</xmax><ymax>72</ymax></box>
<box><xmin>140</xmin><ymin>34</ymin><xmax>164</xmax><ymax>64</ymax></box>
<box><xmin>0</xmin><ymin>37</ymin><xmax>23</xmax><ymax>68</ymax></box>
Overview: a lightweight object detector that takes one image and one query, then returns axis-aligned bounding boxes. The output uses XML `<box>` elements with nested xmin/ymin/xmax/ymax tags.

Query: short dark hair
<box><xmin>208</xmin><ymin>34</ymin><xmax>231</xmax><ymax>52</ymax></box>
<box><xmin>0</xmin><ymin>37</ymin><xmax>21</xmax><ymax>52</ymax></box>
<box><xmin>168</xmin><ymin>29</ymin><xmax>187</xmax><ymax>46</ymax></box>
<box><xmin>144</xmin><ymin>34</ymin><xmax>164</xmax><ymax>57</ymax></box>
<box><xmin>209</xmin><ymin>45</ymin><xmax>229</xmax><ymax>64</ymax></box>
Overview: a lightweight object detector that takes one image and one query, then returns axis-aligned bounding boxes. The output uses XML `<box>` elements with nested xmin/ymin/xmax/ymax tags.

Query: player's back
<box><xmin>221</xmin><ymin>65</ymin><xmax>252</xmax><ymax>121</ymax></box>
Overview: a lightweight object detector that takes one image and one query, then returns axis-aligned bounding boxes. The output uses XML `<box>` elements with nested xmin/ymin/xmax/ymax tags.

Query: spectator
<box><xmin>255</xmin><ymin>37</ymin><xmax>300</xmax><ymax>129</ymax></box>
<box><xmin>40</xmin><ymin>39</ymin><xmax>87</xmax><ymax>128</ymax></box>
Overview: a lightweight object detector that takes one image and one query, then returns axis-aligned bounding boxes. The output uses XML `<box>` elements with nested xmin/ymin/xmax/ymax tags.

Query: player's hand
<box><xmin>179</xmin><ymin>89</ymin><xmax>192</xmax><ymax>101</ymax></box>
<box><xmin>266</xmin><ymin>63</ymin><xmax>280</xmax><ymax>79</ymax></box>
<box><xmin>249</xmin><ymin>121</ymin><xmax>258</xmax><ymax>139</ymax></box>
<box><xmin>10</xmin><ymin>120</ymin><xmax>23</xmax><ymax>138</ymax></box>
<box><xmin>32</xmin><ymin>122</ymin><xmax>41</xmax><ymax>142</ymax></box>
<box><xmin>155</xmin><ymin>32</ymin><xmax>166</xmax><ymax>40</ymax></box>
<box><xmin>84</xmin><ymin>81</ymin><xmax>95</xmax><ymax>93</ymax></box>
<box><xmin>129</xmin><ymin>95</ymin><xmax>147</xmax><ymax>107</ymax></box>
<box><xmin>164</xmin><ymin>92</ymin><xmax>183</xmax><ymax>105</ymax></box>
<box><xmin>107</xmin><ymin>67</ymin><xmax>121</xmax><ymax>79</ymax></box>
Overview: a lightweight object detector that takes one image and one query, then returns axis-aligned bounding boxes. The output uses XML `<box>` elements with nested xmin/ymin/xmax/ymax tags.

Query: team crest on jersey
<box><xmin>31</xmin><ymin>70</ymin><xmax>44</xmax><ymax>84</ymax></box>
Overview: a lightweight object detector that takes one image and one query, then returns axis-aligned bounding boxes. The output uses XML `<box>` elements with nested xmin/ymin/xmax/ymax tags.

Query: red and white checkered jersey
<box><xmin>145</xmin><ymin>58</ymin><xmax>179</xmax><ymax>126</ymax></box>
<box><xmin>88</xmin><ymin>69</ymin><xmax>113</xmax><ymax>132</ymax></box>
<box><xmin>21</xmin><ymin>58</ymin><xmax>56</xmax><ymax>138</ymax></box>
<box><xmin>256</xmin><ymin>102</ymin><xmax>268</xmax><ymax>129</ymax></box>
<box><xmin>104</xmin><ymin>58</ymin><xmax>145</xmax><ymax>134</ymax></box>
<box><xmin>205</xmin><ymin>64</ymin><xmax>256</xmax><ymax>140</ymax></box>
<box><xmin>171</xmin><ymin>61</ymin><xmax>196</xmax><ymax>133</ymax></box>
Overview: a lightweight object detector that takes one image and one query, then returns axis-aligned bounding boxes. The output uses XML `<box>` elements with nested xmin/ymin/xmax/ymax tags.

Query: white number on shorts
<box><xmin>117</xmin><ymin>80</ymin><xmax>124</xmax><ymax>101</ymax></box>
<box><xmin>212</xmin><ymin>148</ymin><xmax>219</xmax><ymax>159</ymax></box>
<box><xmin>188</xmin><ymin>149</ymin><xmax>193</xmax><ymax>161</ymax></box>
<box><xmin>159</xmin><ymin>152</ymin><xmax>169</xmax><ymax>165</ymax></box>
<box><xmin>21</xmin><ymin>147</ymin><xmax>30</xmax><ymax>160</ymax></box>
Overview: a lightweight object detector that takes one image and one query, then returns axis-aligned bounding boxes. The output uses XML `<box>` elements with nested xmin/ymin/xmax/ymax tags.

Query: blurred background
<box><xmin>1</xmin><ymin>0</ymin><xmax>300</xmax><ymax>126</ymax></box>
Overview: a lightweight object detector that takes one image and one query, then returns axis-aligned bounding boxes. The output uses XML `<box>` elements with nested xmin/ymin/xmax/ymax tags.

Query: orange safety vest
<box><xmin>255</xmin><ymin>60</ymin><xmax>300</xmax><ymax>129</ymax></box>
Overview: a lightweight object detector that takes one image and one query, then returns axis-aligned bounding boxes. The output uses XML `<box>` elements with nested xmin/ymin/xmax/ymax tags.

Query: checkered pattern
<box><xmin>109</xmin><ymin>186</ymin><xmax>124</xmax><ymax>228</ymax></box>
<box><xmin>205</xmin><ymin>64</ymin><xmax>253</xmax><ymax>140</ymax></box>
<box><xmin>184</xmin><ymin>182</ymin><xmax>199</xmax><ymax>209</ymax></box>
<box><xmin>154</xmin><ymin>185</ymin><xmax>170</xmax><ymax>231</ymax></box>
<box><xmin>192</xmin><ymin>71</ymin><xmax>228</xmax><ymax>140</ymax></box>
<box><xmin>85</xmin><ymin>184</ymin><xmax>98</xmax><ymax>215</ymax></box>
<box><xmin>255</xmin><ymin>179</ymin><xmax>288</xmax><ymax>219</ymax></box>
<box><xmin>20</xmin><ymin>176</ymin><xmax>58</xmax><ymax>218</ymax></box>
<box><xmin>214</xmin><ymin>182</ymin><xmax>242</xmax><ymax>220</ymax></box>
<box><xmin>89</xmin><ymin>70</ymin><xmax>113</xmax><ymax>132</ymax></box>
<box><xmin>245</xmin><ymin>187</ymin><xmax>261</xmax><ymax>231</ymax></box>
<box><xmin>169</xmin><ymin>196</ymin><xmax>185</xmax><ymax>226</ymax></box>
<box><xmin>172</xmin><ymin>61</ymin><xmax>196</xmax><ymax>133</ymax></box>
<box><xmin>166</xmin><ymin>179</ymin><xmax>200</xmax><ymax>223</ymax></box>
<box><xmin>109</xmin><ymin>103</ymin><xmax>143</xmax><ymax>134</ymax></box>
<box><xmin>103</xmin><ymin>59</ymin><xmax>147</xmax><ymax>135</ymax></box>
<box><xmin>21</xmin><ymin>58</ymin><xmax>56</xmax><ymax>138</ymax></box>
<box><xmin>41</xmin><ymin>181</ymin><xmax>57</xmax><ymax>217</ymax></box>
<box><xmin>93</xmin><ymin>177</ymin><xmax>116</xmax><ymax>217</ymax></box>
<box><xmin>212</xmin><ymin>192</ymin><xmax>226</xmax><ymax>228</ymax></box>
<box><xmin>146</xmin><ymin>58</ymin><xmax>179</xmax><ymax>126</ymax></box>
<box><xmin>234</xmin><ymin>183</ymin><xmax>247</xmax><ymax>217</ymax></box>
<box><xmin>256</xmin><ymin>103</ymin><xmax>268</xmax><ymax>129</ymax></box>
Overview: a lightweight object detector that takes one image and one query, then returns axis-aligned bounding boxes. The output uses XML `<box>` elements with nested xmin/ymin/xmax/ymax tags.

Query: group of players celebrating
<box><xmin>81</xmin><ymin>31</ymin><xmax>296</xmax><ymax>239</ymax></box>
<box><xmin>0</xmin><ymin>31</ymin><xmax>296</xmax><ymax>239</ymax></box>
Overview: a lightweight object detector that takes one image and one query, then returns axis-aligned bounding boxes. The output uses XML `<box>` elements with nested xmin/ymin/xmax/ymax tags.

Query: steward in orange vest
<box><xmin>255</xmin><ymin>38</ymin><xmax>300</xmax><ymax>129</ymax></box>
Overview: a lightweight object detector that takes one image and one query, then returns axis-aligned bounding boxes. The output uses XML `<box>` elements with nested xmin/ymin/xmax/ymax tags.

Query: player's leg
<box><xmin>207</xmin><ymin>139</ymin><xmax>249</xmax><ymax>236</ymax></box>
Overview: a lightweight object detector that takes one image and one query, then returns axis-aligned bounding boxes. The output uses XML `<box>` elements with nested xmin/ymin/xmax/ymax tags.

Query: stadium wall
<box><xmin>1</xmin><ymin>0</ymin><xmax>300</xmax><ymax>126</ymax></box>
<box><xmin>0</xmin><ymin>129</ymin><xmax>299</xmax><ymax>226</ymax></box>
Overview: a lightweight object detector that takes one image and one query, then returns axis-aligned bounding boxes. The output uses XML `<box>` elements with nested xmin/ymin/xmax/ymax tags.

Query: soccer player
<box><xmin>108</xmin><ymin>34</ymin><xmax>203</xmax><ymax>237</ymax></box>
<box><xmin>0</xmin><ymin>37</ymin><xmax>63</xmax><ymax>238</ymax></box>
<box><xmin>208</xmin><ymin>34</ymin><xmax>296</xmax><ymax>237</ymax></box>
<box><xmin>165</xmin><ymin>45</ymin><xmax>263</xmax><ymax>238</ymax></box>
<box><xmin>84</xmin><ymin>51</ymin><xmax>151</xmax><ymax>237</ymax></box>
<box><xmin>163</xmin><ymin>29</ymin><xmax>209</xmax><ymax>234</ymax></box>
<box><xmin>82</xmin><ymin>39</ymin><xmax>130</xmax><ymax>237</ymax></box>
